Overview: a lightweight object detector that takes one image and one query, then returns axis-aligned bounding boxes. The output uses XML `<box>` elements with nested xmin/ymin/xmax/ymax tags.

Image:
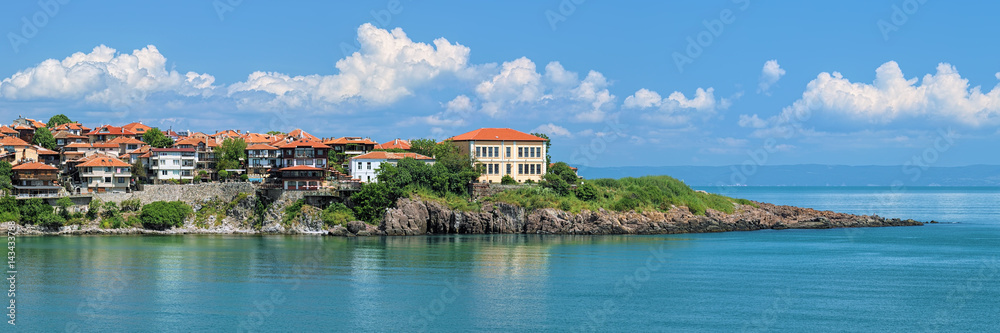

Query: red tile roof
<box><xmin>91</xmin><ymin>142</ymin><xmax>120</xmax><ymax>149</ymax></box>
<box><xmin>33</xmin><ymin>146</ymin><xmax>59</xmax><ymax>155</ymax></box>
<box><xmin>52</xmin><ymin>123</ymin><xmax>91</xmax><ymax>132</ymax></box>
<box><xmin>0</xmin><ymin>136</ymin><xmax>30</xmax><ymax>146</ymax></box>
<box><xmin>122</xmin><ymin>122</ymin><xmax>152</xmax><ymax>134</ymax></box>
<box><xmin>78</xmin><ymin>156</ymin><xmax>131</xmax><ymax>167</ymax></box>
<box><xmin>13</xmin><ymin>124</ymin><xmax>33</xmax><ymax>130</ymax></box>
<box><xmin>86</xmin><ymin>125</ymin><xmax>136</xmax><ymax>136</ymax></box>
<box><xmin>12</xmin><ymin>162</ymin><xmax>58</xmax><ymax>170</ymax></box>
<box><xmin>287</xmin><ymin>129</ymin><xmax>319</xmax><ymax>140</ymax></box>
<box><xmin>27</xmin><ymin>119</ymin><xmax>46</xmax><ymax>128</ymax></box>
<box><xmin>52</xmin><ymin>131</ymin><xmax>88</xmax><ymax>139</ymax></box>
<box><xmin>174</xmin><ymin>137</ymin><xmax>218</xmax><ymax>147</ymax></box>
<box><xmin>246</xmin><ymin>144</ymin><xmax>279</xmax><ymax>150</ymax></box>
<box><xmin>279</xmin><ymin>165</ymin><xmax>324</xmax><ymax>171</ymax></box>
<box><xmin>106</xmin><ymin>136</ymin><xmax>146</xmax><ymax>145</ymax></box>
<box><xmin>324</xmin><ymin>137</ymin><xmax>378</xmax><ymax>145</ymax></box>
<box><xmin>63</xmin><ymin>142</ymin><xmax>92</xmax><ymax>148</ymax></box>
<box><xmin>352</xmin><ymin>151</ymin><xmax>433</xmax><ymax>160</ymax></box>
<box><xmin>278</xmin><ymin>139</ymin><xmax>329</xmax><ymax>149</ymax></box>
<box><xmin>0</xmin><ymin>126</ymin><xmax>18</xmax><ymax>134</ymax></box>
<box><xmin>374</xmin><ymin>138</ymin><xmax>411</xmax><ymax>150</ymax></box>
<box><xmin>448</xmin><ymin>128</ymin><xmax>548</xmax><ymax>142</ymax></box>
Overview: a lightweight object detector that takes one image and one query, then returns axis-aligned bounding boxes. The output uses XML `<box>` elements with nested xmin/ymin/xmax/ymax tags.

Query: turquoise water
<box><xmin>13</xmin><ymin>187</ymin><xmax>1000</xmax><ymax>332</ymax></box>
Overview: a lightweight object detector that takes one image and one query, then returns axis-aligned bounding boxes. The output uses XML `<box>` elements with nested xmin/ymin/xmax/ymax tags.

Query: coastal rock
<box><xmin>380</xmin><ymin>198</ymin><xmax>924</xmax><ymax>236</ymax></box>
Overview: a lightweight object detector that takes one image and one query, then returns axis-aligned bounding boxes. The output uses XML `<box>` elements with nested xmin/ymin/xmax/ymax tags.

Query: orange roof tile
<box><xmin>52</xmin><ymin>131</ymin><xmax>87</xmax><ymax>139</ymax></box>
<box><xmin>13</xmin><ymin>124</ymin><xmax>33</xmax><ymax>130</ymax></box>
<box><xmin>278</xmin><ymin>139</ymin><xmax>329</xmax><ymax>149</ymax></box>
<box><xmin>287</xmin><ymin>129</ymin><xmax>318</xmax><ymax>140</ymax></box>
<box><xmin>0</xmin><ymin>136</ymin><xmax>30</xmax><ymax>146</ymax></box>
<box><xmin>246</xmin><ymin>144</ymin><xmax>279</xmax><ymax>150</ymax></box>
<box><xmin>323</xmin><ymin>137</ymin><xmax>378</xmax><ymax>145</ymax></box>
<box><xmin>122</xmin><ymin>122</ymin><xmax>152</xmax><ymax>133</ymax></box>
<box><xmin>33</xmin><ymin>146</ymin><xmax>58</xmax><ymax>155</ymax></box>
<box><xmin>352</xmin><ymin>151</ymin><xmax>433</xmax><ymax>160</ymax></box>
<box><xmin>447</xmin><ymin>128</ymin><xmax>548</xmax><ymax>142</ymax></box>
<box><xmin>77</xmin><ymin>156</ymin><xmax>131</xmax><ymax>168</ymax></box>
<box><xmin>86</xmin><ymin>125</ymin><xmax>136</xmax><ymax>136</ymax></box>
<box><xmin>63</xmin><ymin>142</ymin><xmax>92</xmax><ymax>148</ymax></box>
<box><xmin>11</xmin><ymin>162</ymin><xmax>57</xmax><ymax>170</ymax></box>
<box><xmin>91</xmin><ymin>142</ymin><xmax>120</xmax><ymax>149</ymax></box>
<box><xmin>106</xmin><ymin>136</ymin><xmax>146</xmax><ymax>145</ymax></box>
<box><xmin>27</xmin><ymin>119</ymin><xmax>46</xmax><ymax>128</ymax></box>
<box><xmin>374</xmin><ymin>138</ymin><xmax>411</xmax><ymax>150</ymax></box>
<box><xmin>0</xmin><ymin>126</ymin><xmax>17</xmax><ymax>134</ymax></box>
<box><xmin>52</xmin><ymin>123</ymin><xmax>90</xmax><ymax>132</ymax></box>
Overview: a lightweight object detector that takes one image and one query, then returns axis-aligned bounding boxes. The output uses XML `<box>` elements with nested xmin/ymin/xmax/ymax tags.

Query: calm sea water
<box><xmin>13</xmin><ymin>187</ymin><xmax>1000</xmax><ymax>332</ymax></box>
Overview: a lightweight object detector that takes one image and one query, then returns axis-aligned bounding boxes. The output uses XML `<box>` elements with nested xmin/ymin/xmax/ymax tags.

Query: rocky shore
<box><xmin>379</xmin><ymin>198</ymin><xmax>924</xmax><ymax>236</ymax></box>
<box><xmin>10</xmin><ymin>197</ymin><xmax>924</xmax><ymax>237</ymax></box>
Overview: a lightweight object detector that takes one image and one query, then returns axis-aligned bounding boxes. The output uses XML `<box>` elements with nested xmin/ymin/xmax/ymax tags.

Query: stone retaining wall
<box><xmin>94</xmin><ymin>183</ymin><xmax>256</xmax><ymax>205</ymax></box>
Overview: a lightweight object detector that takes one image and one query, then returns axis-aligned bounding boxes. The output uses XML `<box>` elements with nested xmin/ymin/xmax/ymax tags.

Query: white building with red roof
<box><xmin>447</xmin><ymin>128</ymin><xmax>549</xmax><ymax>183</ymax></box>
<box><xmin>350</xmin><ymin>151</ymin><xmax>434</xmax><ymax>183</ymax></box>
<box><xmin>78</xmin><ymin>155</ymin><xmax>132</xmax><ymax>193</ymax></box>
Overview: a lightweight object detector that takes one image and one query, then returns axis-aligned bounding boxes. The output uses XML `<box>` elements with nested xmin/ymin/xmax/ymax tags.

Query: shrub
<box><xmin>56</xmin><ymin>197</ymin><xmax>73</xmax><ymax>217</ymax></box>
<box><xmin>139</xmin><ymin>201</ymin><xmax>193</xmax><ymax>230</ymax></box>
<box><xmin>500</xmin><ymin>174</ymin><xmax>516</xmax><ymax>185</ymax></box>
<box><xmin>87</xmin><ymin>199</ymin><xmax>101</xmax><ymax>219</ymax></box>
<box><xmin>102</xmin><ymin>201</ymin><xmax>119</xmax><ymax>218</ymax></box>
<box><xmin>541</xmin><ymin>173</ymin><xmax>570</xmax><ymax>196</ymax></box>
<box><xmin>36</xmin><ymin>212</ymin><xmax>65</xmax><ymax>230</ymax></box>
<box><xmin>0</xmin><ymin>196</ymin><xmax>20</xmax><ymax>222</ymax></box>
<box><xmin>120</xmin><ymin>198</ymin><xmax>142</xmax><ymax>212</ymax></box>
<box><xmin>575</xmin><ymin>182</ymin><xmax>599</xmax><ymax>201</ymax></box>
<box><xmin>320</xmin><ymin>203</ymin><xmax>355</xmax><ymax>227</ymax></box>
<box><xmin>282</xmin><ymin>199</ymin><xmax>304</xmax><ymax>226</ymax></box>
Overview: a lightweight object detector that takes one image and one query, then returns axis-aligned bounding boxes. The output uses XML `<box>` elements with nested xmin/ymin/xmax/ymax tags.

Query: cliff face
<box><xmin>380</xmin><ymin>198</ymin><xmax>923</xmax><ymax>236</ymax></box>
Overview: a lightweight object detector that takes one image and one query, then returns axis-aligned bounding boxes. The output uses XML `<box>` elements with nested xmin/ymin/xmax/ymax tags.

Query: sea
<box><xmin>12</xmin><ymin>186</ymin><xmax>1000</xmax><ymax>332</ymax></box>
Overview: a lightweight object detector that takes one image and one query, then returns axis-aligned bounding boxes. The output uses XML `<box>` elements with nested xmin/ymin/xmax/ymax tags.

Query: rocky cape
<box><xmin>10</xmin><ymin>196</ymin><xmax>924</xmax><ymax>237</ymax></box>
<box><xmin>380</xmin><ymin>198</ymin><xmax>925</xmax><ymax>236</ymax></box>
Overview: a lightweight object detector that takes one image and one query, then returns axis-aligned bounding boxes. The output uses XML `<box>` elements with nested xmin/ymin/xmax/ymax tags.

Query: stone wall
<box><xmin>471</xmin><ymin>183</ymin><xmax>532</xmax><ymax>200</ymax></box>
<box><xmin>94</xmin><ymin>183</ymin><xmax>256</xmax><ymax>205</ymax></box>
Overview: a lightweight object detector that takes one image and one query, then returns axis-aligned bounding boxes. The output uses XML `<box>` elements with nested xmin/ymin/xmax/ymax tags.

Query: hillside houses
<box><xmin>0</xmin><ymin>114</ymin><xmax>552</xmax><ymax>197</ymax></box>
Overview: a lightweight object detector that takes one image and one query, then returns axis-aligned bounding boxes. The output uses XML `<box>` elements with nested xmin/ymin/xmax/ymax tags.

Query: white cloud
<box><xmin>738</xmin><ymin>114</ymin><xmax>767</xmax><ymax>128</ymax></box>
<box><xmin>624</xmin><ymin>87</ymin><xmax>731</xmax><ymax>125</ymax></box>
<box><xmin>0</xmin><ymin>45</ymin><xmax>216</xmax><ymax>107</ymax></box>
<box><xmin>445</xmin><ymin>95</ymin><xmax>474</xmax><ymax>113</ymax></box>
<box><xmin>757</xmin><ymin>60</ymin><xmax>785</xmax><ymax>94</ymax></box>
<box><xmin>531</xmin><ymin>123</ymin><xmax>573</xmax><ymax>138</ymax></box>
<box><xmin>229</xmin><ymin>23</ymin><xmax>472</xmax><ymax>109</ymax></box>
<box><xmin>772</xmin><ymin>61</ymin><xmax>1000</xmax><ymax>127</ymax></box>
<box><xmin>475</xmin><ymin>57</ymin><xmax>544</xmax><ymax>117</ymax></box>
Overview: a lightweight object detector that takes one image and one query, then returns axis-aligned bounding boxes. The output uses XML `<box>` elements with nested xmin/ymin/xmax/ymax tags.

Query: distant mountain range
<box><xmin>576</xmin><ymin>165</ymin><xmax>1000</xmax><ymax>186</ymax></box>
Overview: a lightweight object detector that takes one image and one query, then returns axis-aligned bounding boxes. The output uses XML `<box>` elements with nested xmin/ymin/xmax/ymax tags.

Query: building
<box><xmin>287</xmin><ymin>129</ymin><xmax>319</xmax><ymax>140</ymax></box>
<box><xmin>53</xmin><ymin>130</ymin><xmax>88</xmax><ymax>149</ymax></box>
<box><xmin>122</xmin><ymin>122</ymin><xmax>152</xmax><ymax>137</ymax></box>
<box><xmin>278</xmin><ymin>139</ymin><xmax>329</xmax><ymax>169</ymax></box>
<box><xmin>246</xmin><ymin>144</ymin><xmax>280</xmax><ymax>182</ymax></box>
<box><xmin>0</xmin><ymin>126</ymin><xmax>19</xmax><ymax>138</ymax></box>
<box><xmin>106</xmin><ymin>136</ymin><xmax>146</xmax><ymax>155</ymax></box>
<box><xmin>150</xmin><ymin>148</ymin><xmax>197</xmax><ymax>183</ymax></box>
<box><xmin>350</xmin><ymin>151</ymin><xmax>434</xmax><ymax>183</ymax></box>
<box><xmin>0</xmin><ymin>136</ymin><xmax>35</xmax><ymax>162</ymax></box>
<box><xmin>51</xmin><ymin>122</ymin><xmax>91</xmax><ymax>136</ymax></box>
<box><xmin>12</xmin><ymin>116</ymin><xmax>46</xmax><ymax>129</ymax></box>
<box><xmin>13</xmin><ymin>124</ymin><xmax>35</xmax><ymax>143</ymax></box>
<box><xmin>374</xmin><ymin>138</ymin><xmax>412</xmax><ymax>151</ymax></box>
<box><xmin>33</xmin><ymin>145</ymin><xmax>60</xmax><ymax>166</ymax></box>
<box><xmin>11</xmin><ymin>162</ymin><xmax>60</xmax><ymax>198</ymax></box>
<box><xmin>447</xmin><ymin>128</ymin><xmax>548</xmax><ymax>183</ymax></box>
<box><xmin>324</xmin><ymin>137</ymin><xmax>377</xmax><ymax>167</ymax></box>
<box><xmin>278</xmin><ymin>165</ymin><xmax>325</xmax><ymax>190</ymax></box>
<box><xmin>173</xmin><ymin>137</ymin><xmax>218</xmax><ymax>178</ymax></box>
<box><xmin>86</xmin><ymin>125</ymin><xmax>138</xmax><ymax>143</ymax></box>
<box><xmin>78</xmin><ymin>155</ymin><xmax>131</xmax><ymax>193</ymax></box>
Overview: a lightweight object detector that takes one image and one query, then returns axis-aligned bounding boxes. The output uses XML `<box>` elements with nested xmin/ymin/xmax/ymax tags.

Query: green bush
<box><xmin>139</xmin><ymin>201</ymin><xmax>193</xmax><ymax>230</ymax></box>
<box><xmin>56</xmin><ymin>197</ymin><xmax>73</xmax><ymax>217</ymax></box>
<box><xmin>120</xmin><ymin>198</ymin><xmax>142</xmax><ymax>212</ymax></box>
<box><xmin>102</xmin><ymin>201</ymin><xmax>119</xmax><ymax>219</ymax></box>
<box><xmin>0</xmin><ymin>196</ymin><xmax>20</xmax><ymax>222</ymax></box>
<box><xmin>282</xmin><ymin>199</ymin><xmax>304</xmax><ymax>226</ymax></box>
<box><xmin>575</xmin><ymin>182</ymin><xmax>599</xmax><ymax>201</ymax></box>
<box><xmin>87</xmin><ymin>199</ymin><xmax>101</xmax><ymax>219</ymax></box>
<box><xmin>500</xmin><ymin>174</ymin><xmax>516</xmax><ymax>185</ymax></box>
<box><xmin>320</xmin><ymin>203</ymin><xmax>355</xmax><ymax>227</ymax></box>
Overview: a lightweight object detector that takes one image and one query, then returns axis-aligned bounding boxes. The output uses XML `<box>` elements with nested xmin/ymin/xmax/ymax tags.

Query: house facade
<box><xmin>447</xmin><ymin>128</ymin><xmax>548</xmax><ymax>183</ymax></box>
<box><xmin>278</xmin><ymin>139</ymin><xmax>329</xmax><ymax>169</ymax></box>
<box><xmin>150</xmin><ymin>148</ymin><xmax>197</xmax><ymax>183</ymax></box>
<box><xmin>279</xmin><ymin>165</ymin><xmax>325</xmax><ymax>190</ymax></box>
<box><xmin>246</xmin><ymin>144</ymin><xmax>280</xmax><ymax>182</ymax></box>
<box><xmin>78</xmin><ymin>155</ymin><xmax>131</xmax><ymax>193</ymax></box>
<box><xmin>11</xmin><ymin>162</ymin><xmax>60</xmax><ymax>198</ymax></box>
<box><xmin>350</xmin><ymin>151</ymin><xmax>434</xmax><ymax>183</ymax></box>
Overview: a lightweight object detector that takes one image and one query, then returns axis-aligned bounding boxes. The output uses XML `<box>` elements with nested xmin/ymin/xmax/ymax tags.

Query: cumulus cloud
<box><xmin>0</xmin><ymin>45</ymin><xmax>216</xmax><ymax>106</ymax></box>
<box><xmin>476</xmin><ymin>57</ymin><xmax>544</xmax><ymax>117</ymax></box>
<box><xmin>229</xmin><ymin>23</ymin><xmax>472</xmax><ymax>109</ymax></box>
<box><xmin>757</xmin><ymin>60</ymin><xmax>785</xmax><ymax>94</ymax></box>
<box><xmin>771</xmin><ymin>61</ymin><xmax>1000</xmax><ymax>127</ymax></box>
<box><xmin>624</xmin><ymin>87</ymin><xmax>731</xmax><ymax>125</ymax></box>
<box><xmin>445</xmin><ymin>95</ymin><xmax>474</xmax><ymax>113</ymax></box>
<box><xmin>738</xmin><ymin>114</ymin><xmax>767</xmax><ymax>128</ymax></box>
<box><xmin>531</xmin><ymin>123</ymin><xmax>573</xmax><ymax>138</ymax></box>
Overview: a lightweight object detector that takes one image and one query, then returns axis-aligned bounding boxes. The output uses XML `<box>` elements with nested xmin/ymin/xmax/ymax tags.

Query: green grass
<box><xmin>483</xmin><ymin>175</ymin><xmax>755</xmax><ymax>216</ymax></box>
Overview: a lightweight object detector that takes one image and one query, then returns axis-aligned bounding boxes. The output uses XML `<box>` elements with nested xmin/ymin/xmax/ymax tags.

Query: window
<box><xmin>518</xmin><ymin>147</ymin><xmax>523</xmax><ymax>158</ymax></box>
<box><xmin>518</xmin><ymin>164</ymin><xmax>523</xmax><ymax>174</ymax></box>
<box><xmin>161</xmin><ymin>170</ymin><xmax>168</xmax><ymax>176</ymax></box>
<box><xmin>117</xmin><ymin>178</ymin><xmax>125</xmax><ymax>184</ymax></box>
<box><xmin>494</xmin><ymin>164</ymin><xmax>499</xmax><ymax>175</ymax></box>
<box><xmin>529</xmin><ymin>147</ymin><xmax>535</xmax><ymax>158</ymax></box>
<box><xmin>367</xmin><ymin>162</ymin><xmax>371</xmax><ymax>170</ymax></box>
<box><xmin>506</xmin><ymin>147</ymin><xmax>511</xmax><ymax>158</ymax></box>
<box><xmin>537</xmin><ymin>164</ymin><xmax>542</xmax><ymax>174</ymax></box>
<box><xmin>487</xmin><ymin>164</ymin><xmax>493</xmax><ymax>174</ymax></box>
<box><xmin>506</xmin><ymin>164</ymin><xmax>511</xmax><ymax>175</ymax></box>
<box><xmin>104</xmin><ymin>177</ymin><xmax>111</xmax><ymax>183</ymax></box>
<box><xmin>358</xmin><ymin>162</ymin><xmax>362</xmax><ymax>169</ymax></box>
<box><xmin>476</xmin><ymin>147</ymin><xmax>481</xmax><ymax>157</ymax></box>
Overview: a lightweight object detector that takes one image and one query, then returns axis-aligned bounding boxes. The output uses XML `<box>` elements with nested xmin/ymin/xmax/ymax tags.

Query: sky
<box><xmin>1</xmin><ymin>0</ymin><xmax>998</xmax><ymax>168</ymax></box>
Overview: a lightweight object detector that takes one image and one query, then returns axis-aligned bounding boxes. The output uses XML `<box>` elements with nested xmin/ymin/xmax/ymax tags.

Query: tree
<box><xmin>542</xmin><ymin>172</ymin><xmax>570</xmax><ymax>196</ymax></box>
<box><xmin>33</xmin><ymin>127</ymin><xmax>57</xmax><ymax>150</ymax></box>
<box><xmin>0</xmin><ymin>196</ymin><xmax>20</xmax><ymax>222</ymax></box>
<box><xmin>139</xmin><ymin>201</ymin><xmax>193</xmax><ymax>230</ymax></box>
<box><xmin>56</xmin><ymin>197</ymin><xmax>73</xmax><ymax>218</ymax></box>
<box><xmin>0</xmin><ymin>161</ymin><xmax>12</xmax><ymax>194</ymax></box>
<box><xmin>46</xmin><ymin>114</ymin><xmax>72</xmax><ymax>128</ymax></box>
<box><xmin>131</xmin><ymin>159</ymin><xmax>147</xmax><ymax>182</ymax></box>
<box><xmin>409</xmin><ymin>138</ymin><xmax>438</xmax><ymax>157</ymax></box>
<box><xmin>266</xmin><ymin>131</ymin><xmax>284</xmax><ymax>136</ymax></box>
<box><xmin>575</xmin><ymin>182</ymin><xmax>599</xmax><ymax>201</ymax></box>
<box><xmin>218</xmin><ymin>170</ymin><xmax>230</xmax><ymax>180</ymax></box>
<box><xmin>216</xmin><ymin>138</ymin><xmax>247</xmax><ymax>171</ymax></box>
<box><xmin>143</xmin><ymin>128</ymin><xmax>174</xmax><ymax>148</ymax></box>
<box><xmin>351</xmin><ymin>182</ymin><xmax>397</xmax><ymax>224</ymax></box>
<box><xmin>548</xmin><ymin>162</ymin><xmax>579</xmax><ymax>185</ymax></box>
<box><xmin>530</xmin><ymin>132</ymin><xmax>552</xmax><ymax>164</ymax></box>
<box><xmin>501</xmin><ymin>174</ymin><xmax>516</xmax><ymax>185</ymax></box>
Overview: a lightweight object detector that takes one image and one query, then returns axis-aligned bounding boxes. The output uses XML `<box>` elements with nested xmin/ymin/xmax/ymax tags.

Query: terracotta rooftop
<box><xmin>11</xmin><ymin>162</ymin><xmax>57</xmax><ymax>170</ymax></box>
<box><xmin>87</xmin><ymin>125</ymin><xmax>136</xmax><ymax>136</ymax></box>
<box><xmin>279</xmin><ymin>139</ymin><xmax>330</xmax><ymax>149</ymax></box>
<box><xmin>246</xmin><ymin>144</ymin><xmax>279</xmax><ymax>150</ymax></box>
<box><xmin>447</xmin><ymin>128</ymin><xmax>548</xmax><ymax>142</ymax></box>
<box><xmin>122</xmin><ymin>122</ymin><xmax>152</xmax><ymax>134</ymax></box>
<box><xmin>52</xmin><ymin>122</ymin><xmax>91</xmax><ymax>132</ymax></box>
<box><xmin>33</xmin><ymin>146</ymin><xmax>59</xmax><ymax>155</ymax></box>
<box><xmin>52</xmin><ymin>131</ymin><xmax>88</xmax><ymax>139</ymax></box>
<box><xmin>63</xmin><ymin>142</ymin><xmax>92</xmax><ymax>148</ymax></box>
<box><xmin>0</xmin><ymin>136</ymin><xmax>30</xmax><ymax>146</ymax></box>
<box><xmin>0</xmin><ymin>126</ymin><xmax>18</xmax><ymax>134</ymax></box>
<box><xmin>106</xmin><ymin>136</ymin><xmax>146</xmax><ymax>145</ymax></box>
<box><xmin>78</xmin><ymin>156</ymin><xmax>131</xmax><ymax>168</ymax></box>
<box><xmin>374</xmin><ymin>138</ymin><xmax>411</xmax><ymax>150</ymax></box>
<box><xmin>13</xmin><ymin>124</ymin><xmax>33</xmax><ymax>130</ymax></box>
<box><xmin>287</xmin><ymin>129</ymin><xmax>319</xmax><ymax>140</ymax></box>
<box><xmin>324</xmin><ymin>137</ymin><xmax>378</xmax><ymax>145</ymax></box>
<box><xmin>352</xmin><ymin>151</ymin><xmax>433</xmax><ymax>160</ymax></box>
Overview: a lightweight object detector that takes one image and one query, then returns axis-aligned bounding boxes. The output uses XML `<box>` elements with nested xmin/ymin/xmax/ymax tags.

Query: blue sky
<box><xmin>1</xmin><ymin>0</ymin><xmax>998</xmax><ymax>167</ymax></box>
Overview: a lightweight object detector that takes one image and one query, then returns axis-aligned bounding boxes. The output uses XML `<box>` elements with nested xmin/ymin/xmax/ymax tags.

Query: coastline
<box><xmin>9</xmin><ymin>197</ymin><xmax>925</xmax><ymax>237</ymax></box>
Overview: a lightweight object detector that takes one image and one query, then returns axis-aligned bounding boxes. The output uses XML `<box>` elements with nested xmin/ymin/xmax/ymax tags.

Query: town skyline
<box><xmin>2</xmin><ymin>1</ymin><xmax>1000</xmax><ymax>167</ymax></box>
